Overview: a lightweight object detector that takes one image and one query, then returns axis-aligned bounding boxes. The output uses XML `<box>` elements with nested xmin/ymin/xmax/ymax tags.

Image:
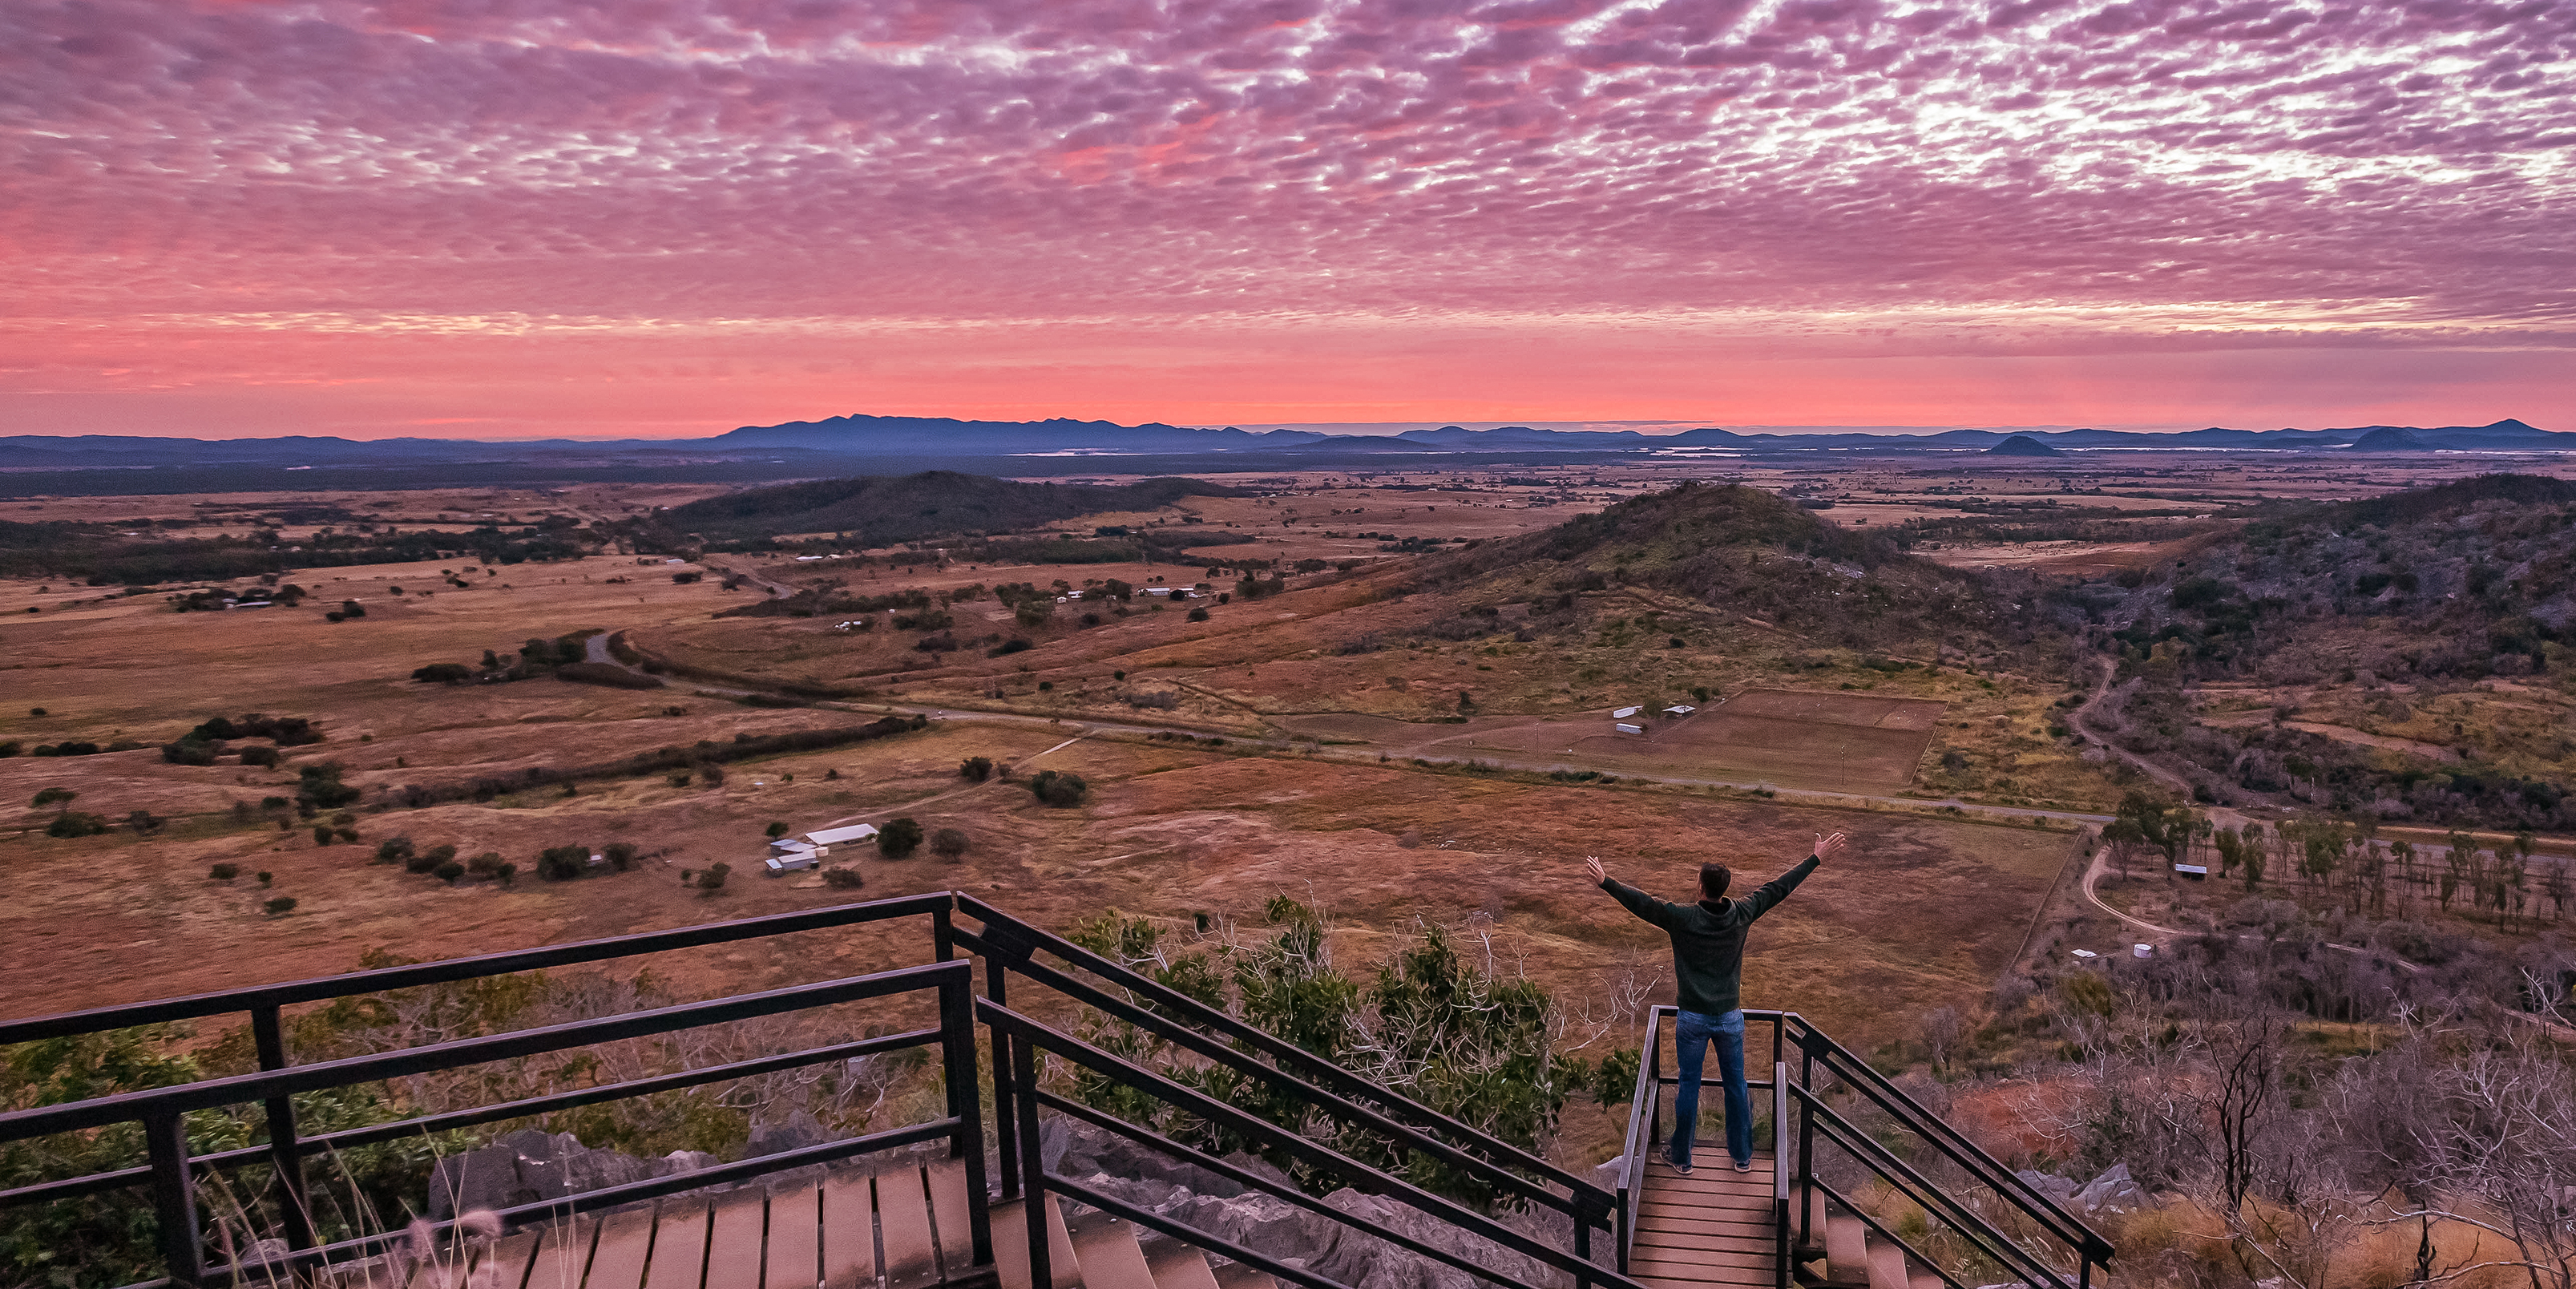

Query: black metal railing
<box><xmin>1617</xmin><ymin>1005</ymin><xmax>2114</xmax><ymax>1289</ymax></box>
<box><xmin>6</xmin><ymin>894</ymin><xmax>2102</xmax><ymax>1289</ymax></box>
<box><xmin>980</xmin><ymin>999</ymin><xmax>1644</xmax><ymax>1289</ymax></box>
<box><xmin>0</xmin><ymin>956</ymin><xmax>988</xmax><ymax>1288</ymax></box>
<box><xmin>945</xmin><ymin>895</ymin><xmax>1625</xmax><ymax>1279</ymax></box>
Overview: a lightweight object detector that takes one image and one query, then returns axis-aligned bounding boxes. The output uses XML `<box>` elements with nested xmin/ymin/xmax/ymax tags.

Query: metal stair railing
<box><xmin>1616</xmin><ymin>1008</ymin><xmax>2114</xmax><ymax>1289</ymax></box>
<box><xmin>0</xmin><ymin>891</ymin><xmax>958</xmax><ymax>1264</ymax></box>
<box><xmin>0</xmin><ymin>957</ymin><xmax>989</xmax><ymax>1289</ymax></box>
<box><xmin>947</xmin><ymin>895</ymin><xmax>1622</xmax><ymax>1270</ymax></box>
<box><xmin>1775</xmin><ymin>1011</ymin><xmax>2114</xmax><ymax>1287</ymax></box>
<box><xmin>1619</xmin><ymin>1006</ymin><xmax>1791</xmax><ymax>1279</ymax></box>
<box><xmin>980</xmin><ymin>997</ymin><xmax>1644</xmax><ymax>1289</ymax></box>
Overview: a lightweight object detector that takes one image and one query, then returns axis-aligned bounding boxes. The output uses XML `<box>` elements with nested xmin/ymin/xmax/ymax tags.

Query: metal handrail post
<box><xmin>985</xmin><ymin>955</ymin><xmax>1020</xmax><ymax>1200</ymax></box>
<box><xmin>249</xmin><ymin>1005</ymin><xmax>316</xmax><ymax>1257</ymax></box>
<box><xmin>1773</xmin><ymin>1060</ymin><xmax>1790</xmax><ymax>1289</ymax></box>
<box><xmin>937</xmin><ymin>973</ymin><xmax>994</xmax><ymax>1268</ymax></box>
<box><xmin>1796</xmin><ymin>1039</ymin><xmax>1815</xmax><ymax>1251</ymax></box>
<box><xmin>143</xmin><ymin>1105</ymin><xmax>204</xmax><ymax>1288</ymax></box>
<box><xmin>1011</xmin><ymin>1033</ymin><xmax>1050</xmax><ymax>1289</ymax></box>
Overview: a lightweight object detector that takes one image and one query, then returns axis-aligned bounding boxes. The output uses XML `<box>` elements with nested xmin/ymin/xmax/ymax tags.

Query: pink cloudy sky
<box><xmin>5</xmin><ymin>0</ymin><xmax>2570</xmax><ymax>439</ymax></box>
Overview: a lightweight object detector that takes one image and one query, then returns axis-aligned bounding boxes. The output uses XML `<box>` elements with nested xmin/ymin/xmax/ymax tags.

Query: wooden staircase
<box><xmin>336</xmin><ymin>1158</ymin><xmax>990</xmax><ymax>1289</ymax></box>
<box><xmin>1790</xmin><ymin>1185</ymin><xmax>1949</xmax><ymax>1289</ymax></box>
<box><xmin>989</xmin><ymin>1195</ymin><xmax>1278</xmax><ymax>1289</ymax></box>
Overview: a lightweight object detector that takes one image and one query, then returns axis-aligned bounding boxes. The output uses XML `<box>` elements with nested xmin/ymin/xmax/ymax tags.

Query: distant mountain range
<box><xmin>1</xmin><ymin>416</ymin><xmax>2562</xmax><ymax>496</ymax></box>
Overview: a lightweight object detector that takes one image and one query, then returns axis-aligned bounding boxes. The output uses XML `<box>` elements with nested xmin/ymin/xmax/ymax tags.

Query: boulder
<box><xmin>2075</xmin><ymin>1162</ymin><xmax>2146</xmax><ymax>1214</ymax></box>
<box><xmin>426</xmin><ymin>1132</ymin><xmax>680</xmax><ymax>1221</ymax></box>
<box><xmin>2013</xmin><ymin>1170</ymin><xmax>2077</xmax><ymax>1205</ymax></box>
<box><xmin>747</xmin><ymin>1109</ymin><xmax>825</xmax><ymax>1158</ymax></box>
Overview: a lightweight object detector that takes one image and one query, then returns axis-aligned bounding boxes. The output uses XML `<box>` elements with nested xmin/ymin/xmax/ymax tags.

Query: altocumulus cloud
<box><xmin>2</xmin><ymin>0</ymin><xmax>2571</xmax><ymax>398</ymax></box>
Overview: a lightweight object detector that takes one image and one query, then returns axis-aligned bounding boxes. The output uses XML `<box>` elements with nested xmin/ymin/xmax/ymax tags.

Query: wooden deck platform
<box><xmin>330</xmin><ymin>1158</ymin><xmax>981</xmax><ymax>1289</ymax></box>
<box><xmin>1629</xmin><ymin>1150</ymin><xmax>1780</xmax><ymax>1289</ymax></box>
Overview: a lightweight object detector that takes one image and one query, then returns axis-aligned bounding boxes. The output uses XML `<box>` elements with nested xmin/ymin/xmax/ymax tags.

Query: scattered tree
<box><xmin>208</xmin><ymin>863</ymin><xmax>239</xmax><ymax>881</ymax></box>
<box><xmin>959</xmin><ymin>756</ymin><xmax>994</xmax><ymax>782</ymax></box>
<box><xmin>1029</xmin><ymin>770</ymin><xmax>1088</xmax><ymax>807</ymax></box>
<box><xmin>931</xmin><ymin>827</ymin><xmax>970</xmax><ymax>861</ymax></box>
<box><xmin>878</xmin><ymin>818</ymin><xmax>924</xmax><ymax>859</ymax></box>
<box><xmin>262</xmin><ymin>896</ymin><xmax>297</xmax><ymax>915</ymax></box>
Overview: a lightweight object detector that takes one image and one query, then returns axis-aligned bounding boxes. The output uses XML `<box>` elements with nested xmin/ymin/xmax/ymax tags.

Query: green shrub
<box><xmin>1187</xmin><ymin>606</ymin><xmax>1209</xmax><ymax>622</ymax></box>
<box><xmin>376</xmin><ymin>836</ymin><xmax>416</xmax><ymax>866</ymax></box>
<box><xmin>240</xmin><ymin>745</ymin><xmax>280</xmax><ymax>767</ymax></box>
<box><xmin>433</xmin><ymin>861</ymin><xmax>466</xmax><ymax>883</ymax></box>
<box><xmin>765</xmin><ymin>821</ymin><xmax>790</xmax><ymax>839</ymax></box>
<box><xmin>877</xmin><ymin>818</ymin><xmax>924</xmax><ymax>859</ymax></box>
<box><xmin>536</xmin><ymin>845</ymin><xmax>588</xmax><ymax>881</ymax></box>
<box><xmin>695</xmin><ymin>862</ymin><xmax>731</xmax><ymax>891</ymax></box>
<box><xmin>124</xmin><ymin>810</ymin><xmax>164</xmax><ymax>834</ymax></box>
<box><xmin>264</xmin><ymin>896</ymin><xmax>297</xmax><ymax>915</ymax></box>
<box><xmin>604</xmin><ymin>842</ymin><xmax>638</xmax><ymax>871</ymax></box>
<box><xmin>822</xmin><ymin>868</ymin><xmax>866</xmax><ymax>890</ymax></box>
<box><xmin>931</xmin><ymin>828</ymin><xmax>970</xmax><ymax>861</ymax></box>
<box><xmin>959</xmin><ymin>756</ymin><xmax>994</xmax><ymax>782</ymax></box>
<box><xmin>411</xmin><ymin>663</ymin><xmax>473</xmax><ymax>684</ymax></box>
<box><xmin>1029</xmin><ymin>770</ymin><xmax>1088</xmax><ymax>807</ymax></box>
<box><xmin>31</xmin><ymin>786</ymin><xmax>76</xmax><ymax>807</ymax></box>
<box><xmin>208</xmin><ymin>863</ymin><xmax>240</xmax><ymax>880</ymax></box>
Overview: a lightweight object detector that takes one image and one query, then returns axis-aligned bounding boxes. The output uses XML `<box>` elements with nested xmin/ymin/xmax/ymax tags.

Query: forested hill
<box><xmin>642</xmin><ymin>471</ymin><xmax>1241</xmax><ymax>548</ymax></box>
<box><xmin>2093</xmin><ymin>473</ymin><xmax>2576</xmax><ymax>830</ymax></box>
<box><xmin>1433</xmin><ymin>480</ymin><xmax>2033</xmax><ymax>659</ymax></box>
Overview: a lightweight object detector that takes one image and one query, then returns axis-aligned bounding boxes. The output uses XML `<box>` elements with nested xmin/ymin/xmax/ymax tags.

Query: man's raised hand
<box><xmin>1814</xmin><ymin>832</ymin><xmax>1849</xmax><ymax>863</ymax></box>
<box><xmin>1585</xmin><ymin>855</ymin><xmax>1607</xmax><ymax>885</ymax></box>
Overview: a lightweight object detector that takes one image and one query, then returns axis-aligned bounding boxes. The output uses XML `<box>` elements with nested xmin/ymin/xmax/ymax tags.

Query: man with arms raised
<box><xmin>1586</xmin><ymin>832</ymin><xmax>1846</xmax><ymax>1174</ymax></box>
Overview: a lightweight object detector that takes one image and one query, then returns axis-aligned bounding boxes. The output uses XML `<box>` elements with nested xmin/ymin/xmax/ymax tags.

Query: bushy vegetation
<box><xmin>1064</xmin><ymin>899</ymin><xmax>1629</xmax><ymax>1209</ymax></box>
<box><xmin>876</xmin><ymin>818</ymin><xmax>923</xmax><ymax>859</ymax></box>
<box><xmin>0</xmin><ymin>514</ymin><xmax>608</xmax><ymax>585</ymax></box>
<box><xmin>1437</xmin><ymin>481</ymin><xmax>2019</xmax><ymax>656</ymax></box>
<box><xmin>1028</xmin><ymin>769</ymin><xmax>1088</xmax><ymax>807</ymax></box>
<box><xmin>2083</xmin><ymin>475</ymin><xmax>2576</xmax><ymax>829</ymax></box>
<box><xmin>384</xmin><ymin>716</ymin><xmax>927</xmax><ymax>808</ymax></box>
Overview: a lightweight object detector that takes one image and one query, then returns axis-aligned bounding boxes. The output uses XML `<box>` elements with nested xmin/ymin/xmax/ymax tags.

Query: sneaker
<box><xmin>1733</xmin><ymin>1158</ymin><xmax>1754</xmax><ymax>1173</ymax></box>
<box><xmin>1666</xmin><ymin>1156</ymin><xmax>1693</xmax><ymax>1175</ymax></box>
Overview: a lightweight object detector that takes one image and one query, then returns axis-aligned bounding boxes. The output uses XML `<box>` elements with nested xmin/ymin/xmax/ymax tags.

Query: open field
<box><xmin>1</xmin><ymin>715</ymin><xmax>2077</xmax><ymax>1063</ymax></box>
<box><xmin>1274</xmin><ymin>689</ymin><xmax>1945</xmax><ymax>794</ymax></box>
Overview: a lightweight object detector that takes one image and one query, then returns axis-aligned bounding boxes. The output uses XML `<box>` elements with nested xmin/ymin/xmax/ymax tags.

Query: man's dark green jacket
<box><xmin>1600</xmin><ymin>856</ymin><xmax>1819</xmax><ymax>1016</ymax></box>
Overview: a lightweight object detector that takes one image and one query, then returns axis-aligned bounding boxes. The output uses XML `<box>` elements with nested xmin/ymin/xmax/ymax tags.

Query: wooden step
<box><xmin>1863</xmin><ymin>1230</ymin><xmax>1912</xmax><ymax>1289</ymax></box>
<box><xmin>1815</xmin><ymin>1214</ymin><xmax>1870</xmax><ymax>1289</ymax></box>
<box><xmin>583</xmin><ymin>1204</ymin><xmax>660</xmax><ymax>1289</ymax></box>
<box><xmin>992</xmin><ymin>1194</ymin><xmax>1079</xmax><ymax>1289</ymax></box>
<box><xmin>767</xmin><ymin>1182</ymin><xmax>823</xmax><ymax>1289</ymax></box>
<box><xmin>1209</xmin><ymin>1261</ymin><xmax>1279</xmax><ymax>1289</ymax></box>
<box><xmin>1068</xmin><ymin>1211</ymin><xmax>1158</xmax><ymax>1289</ymax></box>
<box><xmin>642</xmin><ymin>1198</ymin><xmax>710</xmax><ymax>1289</ymax></box>
<box><xmin>704</xmin><ymin>1188</ymin><xmax>769</xmax><ymax>1289</ymax></box>
<box><xmin>881</xmin><ymin>1166</ymin><xmax>941</xmax><ymax>1289</ymax></box>
<box><xmin>927</xmin><ymin>1158</ymin><xmax>978</xmax><ymax>1279</ymax></box>
<box><xmin>822</xmin><ymin>1171</ymin><xmax>882</xmax><ymax>1289</ymax></box>
<box><xmin>1142</xmin><ymin>1240</ymin><xmax>1221</xmax><ymax>1289</ymax></box>
<box><xmin>480</xmin><ymin>1231</ymin><xmax>541</xmax><ymax>1289</ymax></box>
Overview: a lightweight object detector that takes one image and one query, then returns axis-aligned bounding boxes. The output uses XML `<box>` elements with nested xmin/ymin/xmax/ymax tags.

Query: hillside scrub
<box><xmin>2081</xmin><ymin>475</ymin><xmax>2576</xmax><ymax>829</ymax></box>
<box><xmin>1435</xmin><ymin>481</ymin><xmax>2034</xmax><ymax>659</ymax></box>
<box><xmin>1934</xmin><ymin>921</ymin><xmax>2576</xmax><ymax>1289</ymax></box>
<box><xmin>383</xmin><ymin>715</ymin><xmax>929</xmax><ymax>807</ymax></box>
<box><xmin>1064</xmin><ymin>899</ymin><xmax>1630</xmax><ymax>1210</ymax></box>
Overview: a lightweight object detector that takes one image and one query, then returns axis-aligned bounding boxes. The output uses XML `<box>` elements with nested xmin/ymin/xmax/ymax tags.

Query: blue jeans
<box><xmin>1670</xmin><ymin>1008</ymin><xmax>1750</xmax><ymax>1169</ymax></box>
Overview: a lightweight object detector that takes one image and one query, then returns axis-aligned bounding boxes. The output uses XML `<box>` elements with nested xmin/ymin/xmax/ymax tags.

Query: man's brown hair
<box><xmin>1699</xmin><ymin>863</ymin><xmax>1732</xmax><ymax>901</ymax></box>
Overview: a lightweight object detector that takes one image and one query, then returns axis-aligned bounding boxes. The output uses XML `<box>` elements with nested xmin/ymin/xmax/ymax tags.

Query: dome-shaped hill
<box><xmin>1984</xmin><ymin>434</ymin><xmax>2061</xmax><ymax>456</ymax></box>
<box><xmin>1432</xmin><ymin>482</ymin><xmax>2019</xmax><ymax>652</ymax></box>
